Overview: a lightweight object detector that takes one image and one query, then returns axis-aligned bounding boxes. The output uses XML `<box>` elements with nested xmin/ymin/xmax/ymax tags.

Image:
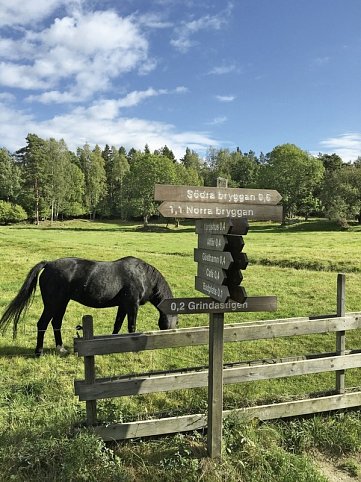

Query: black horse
<box><xmin>0</xmin><ymin>256</ymin><xmax>178</xmax><ymax>356</ymax></box>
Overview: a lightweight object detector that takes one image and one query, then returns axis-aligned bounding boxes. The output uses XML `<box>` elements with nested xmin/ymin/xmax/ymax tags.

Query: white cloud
<box><xmin>207</xmin><ymin>116</ymin><xmax>227</xmax><ymax>125</ymax></box>
<box><xmin>117</xmin><ymin>88</ymin><xmax>167</xmax><ymax>108</ymax></box>
<box><xmin>215</xmin><ymin>95</ymin><xmax>236</xmax><ymax>102</ymax></box>
<box><xmin>136</xmin><ymin>12</ymin><xmax>173</xmax><ymax>29</ymax></box>
<box><xmin>208</xmin><ymin>64</ymin><xmax>239</xmax><ymax>75</ymax></box>
<box><xmin>0</xmin><ymin>99</ymin><xmax>217</xmax><ymax>159</ymax></box>
<box><xmin>171</xmin><ymin>7</ymin><xmax>231</xmax><ymax>53</ymax></box>
<box><xmin>0</xmin><ymin>0</ymin><xmax>69</xmax><ymax>27</ymax></box>
<box><xmin>0</xmin><ymin>10</ymin><xmax>152</xmax><ymax>102</ymax></box>
<box><xmin>318</xmin><ymin>133</ymin><xmax>361</xmax><ymax>162</ymax></box>
<box><xmin>311</xmin><ymin>56</ymin><xmax>331</xmax><ymax>67</ymax></box>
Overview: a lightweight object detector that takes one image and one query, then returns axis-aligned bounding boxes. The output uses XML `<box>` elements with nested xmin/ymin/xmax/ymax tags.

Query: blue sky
<box><xmin>0</xmin><ymin>0</ymin><xmax>360</xmax><ymax>161</ymax></box>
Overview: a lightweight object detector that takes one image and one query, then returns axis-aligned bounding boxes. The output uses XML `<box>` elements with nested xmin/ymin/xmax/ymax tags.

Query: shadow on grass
<box><xmin>11</xmin><ymin>222</ymin><xmax>196</xmax><ymax>234</ymax></box>
<box><xmin>250</xmin><ymin>219</ymin><xmax>361</xmax><ymax>233</ymax></box>
<box><xmin>0</xmin><ymin>345</ymin><xmax>69</xmax><ymax>358</ymax></box>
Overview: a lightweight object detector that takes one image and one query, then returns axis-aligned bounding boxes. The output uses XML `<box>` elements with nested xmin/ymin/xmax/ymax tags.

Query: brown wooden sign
<box><xmin>197</xmin><ymin>264</ymin><xmax>243</xmax><ymax>286</ymax></box>
<box><xmin>158</xmin><ymin>201</ymin><xmax>283</xmax><ymax>221</ymax></box>
<box><xmin>197</xmin><ymin>264</ymin><xmax>226</xmax><ymax>284</ymax></box>
<box><xmin>195</xmin><ymin>277</ymin><xmax>247</xmax><ymax>303</ymax></box>
<box><xmin>195</xmin><ymin>277</ymin><xmax>231</xmax><ymax>302</ymax></box>
<box><xmin>158</xmin><ymin>296</ymin><xmax>277</xmax><ymax>315</ymax></box>
<box><xmin>194</xmin><ymin>248</ymin><xmax>234</xmax><ymax>269</ymax></box>
<box><xmin>195</xmin><ymin>218</ymin><xmax>249</xmax><ymax>235</ymax></box>
<box><xmin>197</xmin><ymin>234</ymin><xmax>244</xmax><ymax>252</ymax></box>
<box><xmin>155</xmin><ymin>184</ymin><xmax>282</xmax><ymax>205</ymax></box>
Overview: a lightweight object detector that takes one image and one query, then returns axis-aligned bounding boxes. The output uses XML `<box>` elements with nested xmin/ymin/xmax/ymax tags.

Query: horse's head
<box><xmin>158</xmin><ymin>311</ymin><xmax>178</xmax><ymax>330</ymax></box>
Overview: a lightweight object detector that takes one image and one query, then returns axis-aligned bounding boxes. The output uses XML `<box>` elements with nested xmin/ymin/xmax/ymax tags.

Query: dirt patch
<box><xmin>314</xmin><ymin>452</ymin><xmax>360</xmax><ymax>482</ymax></box>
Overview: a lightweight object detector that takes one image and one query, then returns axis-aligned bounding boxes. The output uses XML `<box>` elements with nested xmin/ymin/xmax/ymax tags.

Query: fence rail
<box><xmin>74</xmin><ymin>314</ymin><xmax>360</xmax><ymax>356</ymax></box>
<box><xmin>74</xmin><ymin>311</ymin><xmax>361</xmax><ymax>441</ymax></box>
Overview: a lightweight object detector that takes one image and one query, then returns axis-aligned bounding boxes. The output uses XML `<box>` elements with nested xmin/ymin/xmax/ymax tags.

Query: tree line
<box><xmin>0</xmin><ymin>133</ymin><xmax>361</xmax><ymax>226</ymax></box>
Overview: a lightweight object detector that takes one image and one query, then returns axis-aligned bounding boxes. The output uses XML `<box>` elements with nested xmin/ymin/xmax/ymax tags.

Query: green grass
<box><xmin>0</xmin><ymin>218</ymin><xmax>361</xmax><ymax>481</ymax></box>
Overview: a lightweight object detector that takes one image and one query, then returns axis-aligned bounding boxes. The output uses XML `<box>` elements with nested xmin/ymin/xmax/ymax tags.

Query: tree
<box><xmin>319</xmin><ymin>163</ymin><xmax>361</xmax><ymax>224</ymax></box>
<box><xmin>61</xmin><ymin>162</ymin><xmax>85</xmax><ymax>217</ymax></box>
<box><xmin>124</xmin><ymin>152</ymin><xmax>177</xmax><ymax>225</ymax></box>
<box><xmin>45</xmin><ymin>138</ymin><xmax>78</xmax><ymax>222</ymax></box>
<box><xmin>0</xmin><ymin>200</ymin><xmax>27</xmax><ymax>224</ymax></box>
<box><xmin>180</xmin><ymin>147</ymin><xmax>204</xmax><ymax>178</ymax></box>
<box><xmin>0</xmin><ymin>148</ymin><xmax>21</xmax><ymax>202</ymax></box>
<box><xmin>318</xmin><ymin>153</ymin><xmax>343</xmax><ymax>172</ymax></box>
<box><xmin>230</xmin><ymin>149</ymin><xmax>259</xmax><ymax>187</ymax></box>
<box><xmin>258</xmin><ymin>144</ymin><xmax>324</xmax><ymax>223</ymax></box>
<box><xmin>77</xmin><ymin>144</ymin><xmax>106</xmax><ymax>219</ymax></box>
<box><xmin>160</xmin><ymin>145</ymin><xmax>176</xmax><ymax>161</ymax></box>
<box><xmin>203</xmin><ymin>147</ymin><xmax>235</xmax><ymax>186</ymax></box>
<box><xmin>17</xmin><ymin>134</ymin><xmax>50</xmax><ymax>224</ymax></box>
<box><xmin>101</xmin><ymin>145</ymin><xmax>130</xmax><ymax>218</ymax></box>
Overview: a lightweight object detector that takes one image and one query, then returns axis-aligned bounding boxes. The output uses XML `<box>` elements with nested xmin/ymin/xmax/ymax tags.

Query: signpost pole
<box><xmin>336</xmin><ymin>273</ymin><xmax>346</xmax><ymax>394</ymax></box>
<box><xmin>207</xmin><ymin>312</ymin><xmax>224</xmax><ymax>459</ymax></box>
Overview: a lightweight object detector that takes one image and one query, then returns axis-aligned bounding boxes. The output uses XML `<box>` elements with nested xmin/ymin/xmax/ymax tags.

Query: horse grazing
<box><xmin>0</xmin><ymin>256</ymin><xmax>178</xmax><ymax>356</ymax></box>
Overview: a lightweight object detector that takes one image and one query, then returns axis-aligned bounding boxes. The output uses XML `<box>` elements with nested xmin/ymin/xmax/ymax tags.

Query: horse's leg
<box><xmin>127</xmin><ymin>305</ymin><xmax>139</xmax><ymax>333</ymax></box>
<box><xmin>112</xmin><ymin>307</ymin><xmax>127</xmax><ymax>334</ymax></box>
<box><xmin>35</xmin><ymin>308</ymin><xmax>53</xmax><ymax>357</ymax></box>
<box><xmin>51</xmin><ymin>302</ymin><xmax>69</xmax><ymax>355</ymax></box>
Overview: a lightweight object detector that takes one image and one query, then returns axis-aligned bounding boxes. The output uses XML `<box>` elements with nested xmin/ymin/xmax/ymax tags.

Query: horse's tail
<box><xmin>0</xmin><ymin>261</ymin><xmax>48</xmax><ymax>339</ymax></box>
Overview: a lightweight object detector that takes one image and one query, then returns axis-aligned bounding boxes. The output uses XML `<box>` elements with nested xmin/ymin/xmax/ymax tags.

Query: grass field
<box><xmin>0</xmin><ymin>218</ymin><xmax>361</xmax><ymax>481</ymax></box>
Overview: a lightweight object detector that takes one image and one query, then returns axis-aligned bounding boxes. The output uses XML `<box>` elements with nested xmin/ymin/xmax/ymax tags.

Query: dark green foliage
<box><xmin>2</xmin><ymin>136</ymin><xmax>361</xmax><ymax>224</ymax></box>
<box><xmin>0</xmin><ymin>200</ymin><xmax>27</xmax><ymax>224</ymax></box>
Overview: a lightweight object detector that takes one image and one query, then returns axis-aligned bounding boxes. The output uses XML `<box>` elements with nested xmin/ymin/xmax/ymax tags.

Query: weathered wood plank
<box><xmin>74</xmin><ymin>369</ymin><xmax>209</xmax><ymax>400</ymax></box>
<box><xmin>82</xmin><ymin>315</ymin><xmax>97</xmax><ymax>425</ymax></box>
<box><xmin>230</xmin><ymin>391</ymin><xmax>361</xmax><ymax>421</ymax></box>
<box><xmin>154</xmin><ymin>184</ymin><xmax>282</xmax><ymax>205</ymax></box>
<box><xmin>336</xmin><ymin>274</ymin><xmax>346</xmax><ymax>394</ymax></box>
<box><xmin>92</xmin><ymin>391</ymin><xmax>361</xmax><ymax>441</ymax></box>
<box><xmin>207</xmin><ymin>313</ymin><xmax>224</xmax><ymax>459</ymax></box>
<box><xmin>93</xmin><ymin>413</ymin><xmax>208</xmax><ymax>441</ymax></box>
<box><xmin>74</xmin><ymin>313</ymin><xmax>361</xmax><ymax>356</ymax></box>
<box><xmin>223</xmin><ymin>352</ymin><xmax>361</xmax><ymax>384</ymax></box>
<box><xmin>74</xmin><ymin>352</ymin><xmax>361</xmax><ymax>401</ymax></box>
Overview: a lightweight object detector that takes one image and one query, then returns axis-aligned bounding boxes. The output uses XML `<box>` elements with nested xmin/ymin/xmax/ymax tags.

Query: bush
<box><xmin>0</xmin><ymin>200</ymin><xmax>27</xmax><ymax>224</ymax></box>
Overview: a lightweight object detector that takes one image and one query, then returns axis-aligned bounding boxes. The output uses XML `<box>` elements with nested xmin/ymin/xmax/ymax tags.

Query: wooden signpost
<box><xmin>154</xmin><ymin>184</ymin><xmax>282</xmax><ymax>205</ymax></box>
<box><xmin>157</xmin><ymin>295</ymin><xmax>277</xmax><ymax>315</ymax></box>
<box><xmin>158</xmin><ymin>201</ymin><xmax>283</xmax><ymax>221</ymax></box>
<box><xmin>155</xmin><ymin>183</ymin><xmax>282</xmax><ymax>459</ymax></box>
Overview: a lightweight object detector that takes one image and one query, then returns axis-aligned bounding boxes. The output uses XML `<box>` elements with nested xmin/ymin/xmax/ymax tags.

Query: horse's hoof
<box><xmin>35</xmin><ymin>349</ymin><xmax>43</xmax><ymax>357</ymax></box>
<box><xmin>56</xmin><ymin>345</ymin><xmax>69</xmax><ymax>356</ymax></box>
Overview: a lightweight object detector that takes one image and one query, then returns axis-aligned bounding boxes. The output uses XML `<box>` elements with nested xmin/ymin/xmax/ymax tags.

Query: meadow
<box><xmin>0</xmin><ymin>218</ymin><xmax>361</xmax><ymax>481</ymax></box>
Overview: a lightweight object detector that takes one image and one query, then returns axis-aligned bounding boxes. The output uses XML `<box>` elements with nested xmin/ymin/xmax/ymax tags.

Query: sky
<box><xmin>0</xmin><ymin>0</ymin><xmax>360</xmax><ymax>162</ymax></box>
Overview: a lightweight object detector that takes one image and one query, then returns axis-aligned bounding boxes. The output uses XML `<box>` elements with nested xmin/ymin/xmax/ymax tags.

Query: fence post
<box><xmin>207</xmin><ymin>312</ymin><xmax>224</xmax><ymax>459</ymax></box>
<box><xmin>336</xmin><ymin>274</ymin><xmax>346</xmax><ymax>394</ymax></box>
<box><xmin>83</xmin><ymin>315</ymin><xmax>97</xmax><ymax>425</ymax></box>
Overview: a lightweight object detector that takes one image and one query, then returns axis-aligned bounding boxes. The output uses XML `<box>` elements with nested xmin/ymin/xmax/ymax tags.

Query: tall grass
<box><xmin>0</xmin><ymin>219</ymin><xmax>360</xmax><ymax>481</ymax></box>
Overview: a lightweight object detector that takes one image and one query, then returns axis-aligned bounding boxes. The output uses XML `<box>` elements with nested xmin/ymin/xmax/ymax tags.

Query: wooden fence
<box><xmin>74</xmin><ymin>310</ymin><xmax>361</xmax><ymax>442</ymax></box>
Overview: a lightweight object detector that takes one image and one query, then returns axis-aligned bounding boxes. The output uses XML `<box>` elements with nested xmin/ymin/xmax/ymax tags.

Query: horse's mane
<box><xmin>144</xmin><ymin>262</ymin><xmax>173</xmax><ymax>302</ymax></box>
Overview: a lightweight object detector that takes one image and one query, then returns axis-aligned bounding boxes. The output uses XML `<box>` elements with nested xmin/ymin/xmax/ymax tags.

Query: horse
<box><xmin>0</xmin><ymin>256</ymin><xmax>178</xmax><ymax>356</ymax></box>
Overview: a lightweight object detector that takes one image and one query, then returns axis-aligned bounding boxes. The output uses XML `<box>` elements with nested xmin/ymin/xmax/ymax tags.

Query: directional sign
<box><xmin>155</xmin><ymin>184</ymin><xmax>282</xmax><ymax>205</ymax></box>
<box><xmin>158</xmin><ymin>296</ymin><xmax>277</xmax><ymax>315</ymax></box>
<box><xmin>223</xmin><ymin>266</ymin><xmax>243</xmax><ymax>286</ymax></box>
<box><xmin>197</xmin><ymin>264</ymin><xmax>226</xmax><ymax>284</ymax></box>
<box><xmin>228</xmin><ymin>252</ymin><xmax>248</xmax><ymax>270</ymax></box>
<box><xmin>158</xmin><ymin>201</ymin><xmax>283</xmax><ymax>222</ymax></box>
<box><xmin>228</xmin><ymin>285</ymin><xmax>248</xmax><ymax>303</ymax></box>
<box><xmin>197</xmin><ymin>263</ymin><xmax>243</xmax><ymax>286</ymax></box>
<box><xmin>195</xmin><ymin>277</ymin><xmax>230</xmax><ymax>302</ymax></box>
<box><xmin>195</xmin><ymin>218</ymin><xmax>249</xmax><ymax>235</ymax></box>
<box><xmin>195</xmin><ymin>277</ymin><xmax>247</xmax><ymax>303</ymax></box>
<box><xmin>197</xmin><ymin>234</ymin><xmax>244</xmax><ymax>252</ymax></box>
<box><xmin>194</xmin><ymin>248</ymin><xmax>233</xmax><ymax>269</ymax></box>
<box><xmin>198</xmin><ymin>234</ymin><xmax>227</xmax><ymax>251</ymax></box>
<box><xmin>227</xmin><ymin>235</ymin><xmax>245</xmax><ymax>252</ymax></box>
